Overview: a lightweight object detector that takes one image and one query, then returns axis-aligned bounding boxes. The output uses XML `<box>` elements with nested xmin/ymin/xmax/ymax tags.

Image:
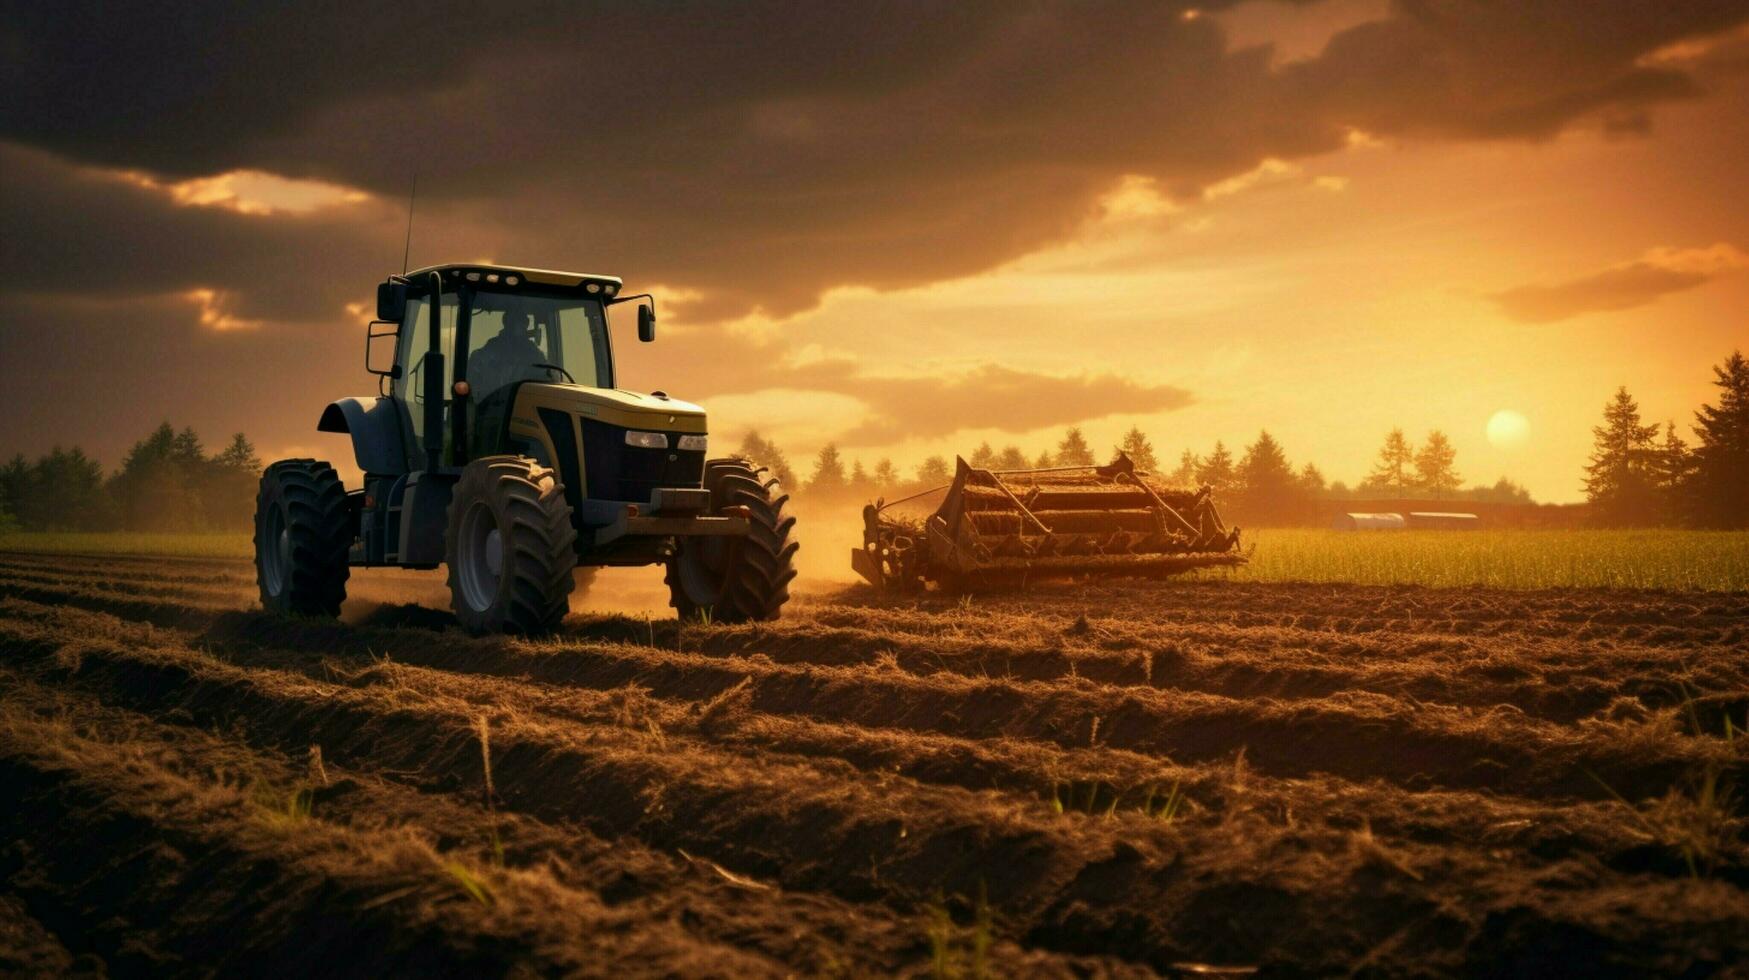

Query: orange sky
<box><xmin>3</xmin><ymin>2</ymin><xmax>1747</xmax><ymax>502</ymax></box>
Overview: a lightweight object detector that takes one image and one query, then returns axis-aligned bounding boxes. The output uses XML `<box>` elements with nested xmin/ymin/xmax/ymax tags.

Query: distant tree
<box><xmin>1493</xmin><ymin>478</ymin><xmax>1534</xmax><ymax>504</ymax></box>
<box><xmin>171</xmin><ymin>426</ymin><xmax>205</xmax><ymax>465</ymax></box>
<box><xmin>12</xmin><ymin>446</ymin><xmax>111</xmax><ymax>530</ymax></box>
<box><xmin>1056</xmin><ymin>428</ymin><xmax>1095</xmax><ymax>467</ymax></box>
<box><xmin>808</xmin><ymin>443</ymin><xmax>847</xmax><ymax>494</ymax></box>
<box><xmin>1235</xmin><ymin>431</ymin><xmax>1296</xmax><ymax>523</ymax></box>
<box><xmin>1363</xmin><ymin>428</ymin><xmax>1415</xmax><ymax>494</ymax></box>
<box><xmin>1169</xmin><ymin>450</ymin><xmax>1199</xmax><ymax>486</ymax></box>
<box><xmin>112</xmin><ymin>422</ymin><xmax>202</xmax><ymax>530</ymax></box>
<box><xmin>0</xmin><ymin>454</ymin><xmax>27</xmax><ymax>521</ymax></box>
<box><xmin>1413</xmin><ymin>430</ymin><xmax>1461</xmax><ymax>498</ymax></box>
<box><xmin>738</xmin><ymin>430</ymin><xmax>797</xmax><ymax>489</ymax></box>
<box><xmin>1583</xmin><ymin>387</ymin><xmax>1660</xmax><ymax>526</ymax></box>
<box><xmin>915</xmin><ymin>455</ymin><xmax>952</xmax><ymax>486</ymax></box>
<box><xmin>202</xmin><ymin>433</ymin><xmax>263</xmax><ymax>528</ymax></box>
<box><xmin>995</xmin><ymin>445</ymin><xmax>1029</xmax><ymax>470</ymax></box>
<box><xmin>1114</xmin><ymin>426</ymin><xmax>1158</xmax><ymax>473</ymax></box>
<box><xmin>1327</xmin><ymin>480</ymin><xmax>1352</xmax><ymax>498</ymax></box>
<box><xmin>1033</xmin><ymin>450</ymin><xmax>1055</xmax><ymax>469</ymax></box>
<box><xmin>1688</xmin><ymin>350</ymin><xmax>1749</xmax><ymax>528</ymax></box>
<box><xmin>848</xmin><ymin>459</ymin><xmax>871</xmax><ymax>495</ymax></box>
<box><xmin>1647</xmin><ymin>421</ymin><xmax>1693</xmax><ymax>524</ymax></box>
<box><xmin>214</xmin><ymin>433</ymin><xmax>260</xmax><ymax>472</ymax></box>
<box><xmin>968</xmin><ymin>442</ymin><xmax>997</xmax><ymax>469</ymax></box>
<box><xmin>1297</xmin><ymin>462</ymin><xmax>1327</xmax><ymax>496</ymax></box>
<box><xmin>872</xmin><ymin>458</ymin><xmax>899</xmax><ymax>490</ymax></box>
<box><xmin>1195</xmin><ymin>441</ymin><xmax>1235</xmax><ymax>493</ymax></box>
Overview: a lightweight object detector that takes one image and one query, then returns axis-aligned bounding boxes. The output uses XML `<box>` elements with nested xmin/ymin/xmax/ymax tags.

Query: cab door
<box><xmin>392</xmin><ymin>290</ymin><xmax>458</xmax><ymax>471</ymax></box>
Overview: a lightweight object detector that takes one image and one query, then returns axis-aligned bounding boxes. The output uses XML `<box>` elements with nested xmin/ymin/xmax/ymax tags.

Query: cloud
<box><xmin>2</xmin><ymin>1</ymin><xmax>1745</xmax><ymax>324</ymax></box>
<box><xmin>1489</xmin><ymin>243</ymin><xmax>1749</xmax><ymax>323</ymax></box>
<box><xmin>836</xmin><ymin>366</ymin><xmax>1195</xmax><ymax>445</ymax></box>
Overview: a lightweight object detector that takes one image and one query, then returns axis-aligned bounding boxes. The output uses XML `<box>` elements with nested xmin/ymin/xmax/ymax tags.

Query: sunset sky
<box><xmin>3</xmin><ymin>1</ymin><xmax>1747</xmax><ymax>501</ymax></box>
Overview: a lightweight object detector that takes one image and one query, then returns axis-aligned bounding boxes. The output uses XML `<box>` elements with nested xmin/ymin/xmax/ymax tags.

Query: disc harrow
<box><xmin>853</xmin><ymin>454</ymin><xmax>1244</xmax><ymax>591</ymax></box>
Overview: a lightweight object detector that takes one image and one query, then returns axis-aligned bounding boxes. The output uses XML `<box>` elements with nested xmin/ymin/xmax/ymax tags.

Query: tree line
<box><xmin>1583</xmin><ymin>350</ymin><xmax>1748</xmax><ymax>528</ymax></box>
<box><xmin>740</xmin><ymin>421</ymin><xmax>1531</xmax><ymax>526</ymax></box>
<box><xmin>9</xmin><ymin>349</ymin><xmax>1738</xmax><ymax>533</ymax></box>
<box><xmin>0</xmin><ymin>424</ymin><xmax>262</xmax><ymax>532</ymax></box>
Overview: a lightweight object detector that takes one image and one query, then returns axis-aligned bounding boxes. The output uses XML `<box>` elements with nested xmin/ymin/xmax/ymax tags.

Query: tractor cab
<box><xmin>255</xmin><ymin>263</ymin><xmax>798</xmax><ymax>634</ymax></box>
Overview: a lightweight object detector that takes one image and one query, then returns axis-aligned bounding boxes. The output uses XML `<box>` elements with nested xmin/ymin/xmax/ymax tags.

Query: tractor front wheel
<box><xmin>255</xmin><ymin>458</ymin><xmax>352</xmax><ymax>617</ymax></box>
<box><xmin>445</xmin><ymin>455</ymin><xmax>578</xmax><ymax>635</ymax></box>
<box><xmin>666</xmin><ymin>458</ymin><xmax>799</xmax><ymax>622</ymax></box>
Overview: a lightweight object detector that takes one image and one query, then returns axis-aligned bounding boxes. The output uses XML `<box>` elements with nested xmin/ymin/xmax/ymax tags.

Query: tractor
<box><xmin>254</xmin><ymin>264</ymin><xmax>798</xmax><ymax>633</ymax></box>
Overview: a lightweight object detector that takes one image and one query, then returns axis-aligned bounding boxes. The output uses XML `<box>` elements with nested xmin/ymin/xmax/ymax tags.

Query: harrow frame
<box><xmin>853</xmin><ymin>454</ymin><xmax>1245</xmax><ymax>592</ymax></box>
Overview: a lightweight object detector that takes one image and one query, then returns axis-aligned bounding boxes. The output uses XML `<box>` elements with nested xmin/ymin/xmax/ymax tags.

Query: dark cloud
<box><xmin>5</xmin><ymin>1</ymin><xmax>1745</xmax><ymax>322</ymax></box>
<box><xmin>1489</xmin><ymin>244</ymin><xmax>1748</xmax><ymax>323</ymax></box>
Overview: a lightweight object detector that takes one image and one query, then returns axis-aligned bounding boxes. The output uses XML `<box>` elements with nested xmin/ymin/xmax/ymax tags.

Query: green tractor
<box><xmin>254</xmin><ymin>264</ymin><xmax>798</xmax><ymax>633</ymax></box>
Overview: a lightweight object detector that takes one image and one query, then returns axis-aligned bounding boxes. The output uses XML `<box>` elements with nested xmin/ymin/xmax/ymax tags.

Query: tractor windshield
<box><xmin>464</xmin><ymin>291</ymin><xmax>611</xmax><ymax>398</ymax></box>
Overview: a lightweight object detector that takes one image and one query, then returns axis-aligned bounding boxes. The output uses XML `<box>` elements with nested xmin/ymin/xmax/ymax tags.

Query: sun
<box><xmin>1486</xmin><ymin>410</ymin><xmax>1530</xmax><ymax>450</ymax></box>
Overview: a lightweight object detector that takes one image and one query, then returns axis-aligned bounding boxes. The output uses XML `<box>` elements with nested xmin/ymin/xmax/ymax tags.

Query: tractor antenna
<box><xmin>400</xmin><ymin>172</ymin><xmax>418</xmax><ymax>275</ymax></box>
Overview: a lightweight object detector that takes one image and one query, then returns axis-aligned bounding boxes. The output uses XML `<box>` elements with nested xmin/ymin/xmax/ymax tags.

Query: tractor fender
<box><xmin>317</xmin><ymin>397</ymin><xmax>407</xmax><ymax>475</ymax></box>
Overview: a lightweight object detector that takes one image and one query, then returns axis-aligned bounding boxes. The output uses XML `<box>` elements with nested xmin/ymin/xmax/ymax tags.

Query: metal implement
<box><xmin>853</xmin><ymin>454</ymin><xmax>1244</xmax><ymax>591</ymax></box>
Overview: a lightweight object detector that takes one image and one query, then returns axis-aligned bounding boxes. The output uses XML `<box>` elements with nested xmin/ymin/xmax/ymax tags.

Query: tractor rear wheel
<box><xmin>255</xmin><ymin>458</ymin><xmax>351</xmax><ymax>617</ymax></box>
<box><xmin>666</xmin><ymin>458</ymin><xmax>798</xmax><ymax>622</ymax></box>
<box><xmin>445</xmin><ymin>455</ymin><xmax>578</xmax><ymax>635</ymax></box>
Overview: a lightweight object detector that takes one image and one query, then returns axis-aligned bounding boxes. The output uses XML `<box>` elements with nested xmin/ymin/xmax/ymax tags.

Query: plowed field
<box><xmin>1</xmin><ymin>551</ymin><xmax>1746</xmax><ymax>976</ymax></box>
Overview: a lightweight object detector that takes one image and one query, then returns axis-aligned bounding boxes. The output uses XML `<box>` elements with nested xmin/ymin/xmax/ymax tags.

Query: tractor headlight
<box><xmin>676</xmin><ymin>435</ymin><xmax>708</xmax><ymax>452</ymax></box>
<box><xmin>624</xmin><ymin>430</ymin><xmax>669</xmax><ymax>449</ymax></box>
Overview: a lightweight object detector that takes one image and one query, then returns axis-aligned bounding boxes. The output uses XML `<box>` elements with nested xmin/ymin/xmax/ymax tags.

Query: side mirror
<box><xmin>366</xmin><ymin>319</ymin><xmax>399</xmax><ymax>376</ymax></box>
<box><xmin>376</xmin><ymin>280</ymin><xmax>408</xmax><ymax>322</ymax></box>
<box><xmin>637</xmin><ymin>303</ymin><xmax>657</xmax><ymax>343</ymax></box>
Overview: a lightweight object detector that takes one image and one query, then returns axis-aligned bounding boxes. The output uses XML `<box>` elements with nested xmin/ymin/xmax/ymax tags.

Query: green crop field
<box><xmin>3</xmin><ymin>528</ymin><xmax>1747</xmax><ymax>592</ymax></box>
<box><xmin>1198</xmin><ymin>528</ymin><xmax>1749</xmax><ymax>592</ymax></box>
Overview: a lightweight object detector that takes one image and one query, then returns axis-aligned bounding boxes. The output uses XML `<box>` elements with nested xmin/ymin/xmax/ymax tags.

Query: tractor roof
<box><xmin>407</xmin><ymin>263</ymin><xmax>624</xmax><ymax>296</ymax></box>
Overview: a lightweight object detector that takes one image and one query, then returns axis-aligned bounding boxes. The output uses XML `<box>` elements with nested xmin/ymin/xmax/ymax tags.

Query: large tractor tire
<box><xmin>446</xmin><ymin>455</ymin><xmax>578</xmax><ymax>635</ymax></box>
<box><xmin>255</xmin><ymin>458</ymin><xmax>352</xmax><ymax>617</ymax></box>
<box><xmin>667</xmin><ymin>458</ymin><xmax>799</xmax><ymax>622</ymax></box>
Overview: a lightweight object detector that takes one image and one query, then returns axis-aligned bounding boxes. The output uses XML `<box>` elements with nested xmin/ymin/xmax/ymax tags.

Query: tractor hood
<box><xmin>511</xmin><ymin>384</ymin><xmax>708</xmax><ymax>434</ymax></box>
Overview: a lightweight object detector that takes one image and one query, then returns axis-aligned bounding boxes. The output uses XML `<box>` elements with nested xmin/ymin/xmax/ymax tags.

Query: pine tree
<box><xmin>1413</xmin><ymin>430</ymin><xmax>1461</xmax><ymax>497</ymax></box>
<box><xmin>995</xmin><ymin>445</ymin><xmax>1028</xmax><ymax>470</ymax></box>
<box><xmin>1236</xmin><ymin>431</ymin><xmax>1295</xmax><ymax>523</ymax></box>
<box><xmin>969</xmin><ymin>442</ymin><xmax>997</xmax><ymax>469</ymax></box>
<box><xmin>1652</xmin><ymin>421</ymin><xmax>1692</xmax><ymax>524</ymax></box>
<box><xmin>171</xmin><ymin>426</ymin><xmax>205</xmax><ymax>464</ymax></box>
<box><xmin>214</xmin><ymin>433</ymin><xmax>261</xmax><ymax>472</ymax></box>
<box><xmin>738</xmin><ymin>430</ymin><xmax>797</xmax><ymax>489</ymax></box>
<box><xmin>915</xmin><ymin>456</ymin><xmax>951</xmax><ymax>486</ymax></box>
<box><xmin>1033</xmin><ymin>451</ymin><xmax>1055</xmax><ymax>469</ymax></box>
<box><xmin>1689</xmin><ymin>350</ymin><xmax>1749</xmax><ymax>528</ymax></box>
<box><xmin>809</xmin><ymin>443</ymin><xmax>847</xmax><ymax>494</ymax></box>
<box><xmin>1169</xmin><ymin>450</ymin><xmax>1199</xmax><ymax>486</ymax></box>
<box><xmin>0</xmin><ymin>454</ymin><xmax>28</xmax><ymax>522</ymax></box>
<box><xmin>1364</xmin><ymin>429</ymin><xmax>1415</xmax><ymax>494</ymax></box>
<box><xmin>848</xmin><ymin>459</ymin><xmax>870</xmax><ymax>493</ymax></box>
<box><xmin>872</xmin><ymin>459</ymin><xmax>898</xmax><ymax>490</ymax></box>
<box><xmin>114</xmin><ymin>422</ymin><xmax>200</xmax><ymax>531</ymax></box>
<box><xmin>17</xmin><ymin>446</ymin><xmax>111</xmax><ymax>531</ymax></box>
<box><xmin>1196</xmin><ymin>441</ymin><xmax>1235</xmax><ymax>492</ymax></box>
<box><xmin>1583</xmin><ymin>386</ymin><xmax>1660</xmax><ymax>526</ymax></box>
<box><xmin>1298</xmin><ymin>462</ymin><xmax>1326</xmax><ymax>495</ymax></box>
<box><xmin>1056</xmin><ymin>428</ymin><xmax>1095</xmax><ymax>467</ymax></box>
<box><xmin>1114</xmin><ymin>426</ymin><xmax>1158</xmax><ymax>472</ymax></box>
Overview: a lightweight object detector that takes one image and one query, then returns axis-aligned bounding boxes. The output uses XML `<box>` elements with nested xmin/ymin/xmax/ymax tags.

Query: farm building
<box><xmin>1407</xmin><ymin>511</ymin><xmax>1482</xmax><ymax>530</ymax></box>
<box><xmin>1331</xmin><ymin>512</ymin><xmax>1408</xmax><ymax>531</ymax></box>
